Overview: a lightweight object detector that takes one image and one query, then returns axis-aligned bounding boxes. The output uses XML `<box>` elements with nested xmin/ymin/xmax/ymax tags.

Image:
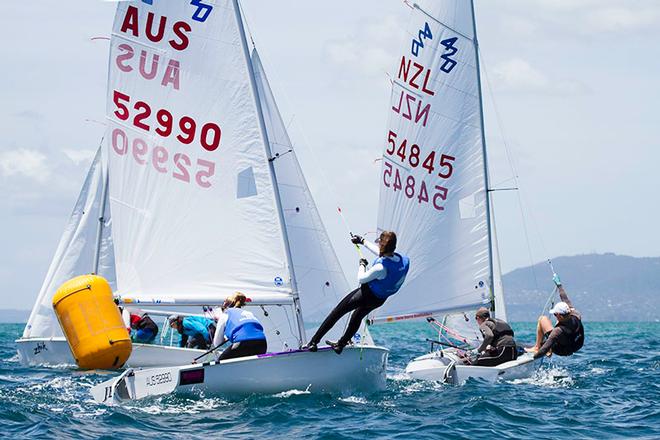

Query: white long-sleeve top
<box><xmin>356</xmin><ymin>239</ymin><xmax>401</xmax><ymax>284</ymax></box>
<box><xmin>212</xmin><ymin>311</ymin><xmax>229</xmax><ymax>347</ymax></box>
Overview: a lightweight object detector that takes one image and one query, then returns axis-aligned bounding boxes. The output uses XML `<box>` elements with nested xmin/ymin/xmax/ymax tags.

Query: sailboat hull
<box><xmin>405</xmin><ymin>350</ymin><xmax>542</xmax><ymax>385</ymax></box>
<box><xmin>15</xmin><ymin>338</ymin><xmax>214</xmax><ymax>368</ymax></box>
<box><xmin>91</xmin><ymin>345</ymin><xmax>389</xmax><ymax>403</ymax></box>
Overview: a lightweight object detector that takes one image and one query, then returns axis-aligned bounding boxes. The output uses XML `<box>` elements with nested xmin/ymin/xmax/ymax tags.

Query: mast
<box><xmin>469</xmin><ymin>0</ymin><xmax>496</xmax><ymax>312</ymax></box>
<box><xmin>92</xmin><ymin>148</ymin><xmax>109</xmax><ymax>274</ymax></box>
<box><xmin>232</xmin><ymin>0</ymin><xmax>307</xmax><ymax>345</ymax></box>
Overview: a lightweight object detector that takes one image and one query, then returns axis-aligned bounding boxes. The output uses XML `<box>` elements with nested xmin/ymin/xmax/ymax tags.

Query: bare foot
<box><xmin>524</xmin><ymin>346</ymin><xmax>539</xmax><ymax>353</ymax></box>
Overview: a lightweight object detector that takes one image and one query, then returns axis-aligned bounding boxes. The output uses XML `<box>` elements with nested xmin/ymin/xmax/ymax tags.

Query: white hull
<box><xmin>91</xmin><ymin>345</ymin><xmax>389</xmax><ymax>403</ymax></box>
<box><xmin>16</xmin><ymin>338</ymin><xmax>214</xmax><ymax>368</ymax></box>
<box><xmin>405</xmin><ymin>350</ymin><xmax>542</xmax><ymax>385</ymax></box>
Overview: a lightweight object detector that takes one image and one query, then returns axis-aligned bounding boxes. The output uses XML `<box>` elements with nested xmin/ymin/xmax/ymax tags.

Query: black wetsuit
<box><xmin>309</xmin><ymin>284</ymin><xmax>385</xmax><ymax>347</ymax></box>
<box><xmin>534</xmin><ymin>287</ymin><xmax>584</xmax><ymax>359</ymax></box>
<box><xmin>475</xmin><ymin>318</ymin><xmax>518</xmax><ymax>367</ymax></box>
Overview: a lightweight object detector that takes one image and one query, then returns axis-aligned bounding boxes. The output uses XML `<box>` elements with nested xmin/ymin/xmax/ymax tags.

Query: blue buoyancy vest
<box><xmin>367</xmin><ymin>253</ymin><xmax>410</xmax><ymax>299</ymax></box>
<box><xmin>182</xmin><ymin>316</ymin><xmax>211</xmax><ymax>339</ymax></box>
<box><xmin>223</xmin><ymin>308</ymin><xmax>266</xmax><ymax>343</ymax></box>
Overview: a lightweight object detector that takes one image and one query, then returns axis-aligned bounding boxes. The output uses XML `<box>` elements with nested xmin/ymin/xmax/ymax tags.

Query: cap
<box><xmin>549</xmin><ymin>302</ymin><xmax>570</xmax><ymax>315</ymax></box>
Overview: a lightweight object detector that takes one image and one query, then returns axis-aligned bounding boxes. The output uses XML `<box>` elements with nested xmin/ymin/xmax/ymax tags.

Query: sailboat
<box><xmin>19</xmin><ymin>0</ymin><xmax>387</xmax><ymax>396</ymax></box>
<box><xmin>368</xmin><ymin>0</ymin><xmax>541</xmax><ymax>384</ymax></box>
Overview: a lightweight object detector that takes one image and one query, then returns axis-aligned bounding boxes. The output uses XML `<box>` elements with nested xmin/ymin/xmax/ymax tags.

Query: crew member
<box><xmin>129</xmin><ymin>312</ymin><xmax>159</xmax><ymax>344</ymax></box>
<box><xmin>304</xmin><ymin>231</ymin><xmax>410</xmax><ymax>354</ymax></box>
<box><xmin>168</xmin><ymin>315</ymin><xmax>213</xmax><ymax>350</ymax></box>
<box><xmin>527</xmin><ymin>275</ymin><xmax>585</xmax><ymax>359</ymax></box>
<box><xmin>212</xmin><ymin>292</ymin><xmax>267</xmax><ymax>361</ymax></box>
<box><xmin>473</xmin><ymin>307</ymin><xmax>517</xmax><ymax>366</ymax></box>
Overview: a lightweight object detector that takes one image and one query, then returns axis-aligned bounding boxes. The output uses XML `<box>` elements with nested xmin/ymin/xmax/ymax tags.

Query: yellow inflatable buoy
<box><xmin>52</xmin><ymin>274</ymin><xmax>132</xmax><ymax>369</ymax></box>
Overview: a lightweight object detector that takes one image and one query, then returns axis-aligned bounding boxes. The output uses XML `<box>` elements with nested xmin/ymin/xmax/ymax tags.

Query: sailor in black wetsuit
<box><xmin>527</xmin><ymin>275</ymin><xmax>584</xmax><ymax>359</ymax></box>
<box><xmin>303</xmin><ymin>231</ymin><xmax>410</xmax><ymax>354</ymax></box>
<box><xmin>473</xmin><ymin>307</ymin><xmax>518</xmax><ymax>366</ymax></box>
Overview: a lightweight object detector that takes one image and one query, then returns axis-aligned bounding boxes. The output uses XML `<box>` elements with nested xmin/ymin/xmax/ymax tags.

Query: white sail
<box><xmin>375</xmin><ymin>1</ymin><xmax>492</xmax><ymax>321</ymax></box>
<box><xmin>252</xmin><ymin>49</ymin><xmax>371</xmax><ymax>343</ymax></box>
<box><xmin>23</xmin><ymin>148</ymin><xmax>115</xmax><ymax>338</ymax></box>
<box><xmin>105</xmin><ymin>1</ymin><xmax>292</xmax><ymax>301</ymax></box>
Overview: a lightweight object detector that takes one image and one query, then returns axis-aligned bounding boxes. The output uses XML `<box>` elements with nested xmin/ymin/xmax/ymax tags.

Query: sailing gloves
<box><xmin>359</xmin><ymin>258</ymin><xmax>369</xmax><ymax>267</ymax></box>
<box><xmin>351</xmin><ymin>234</ymin><xmax>365</xmax><ymax>245</ymax></box>
<box><xmin>552</xmin><ymin>273</ymin><xmax>562</xmax><ymax>287</ymax></box>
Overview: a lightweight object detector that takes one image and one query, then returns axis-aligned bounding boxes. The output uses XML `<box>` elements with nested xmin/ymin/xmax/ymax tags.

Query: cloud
<box><xmin>585</xmin><ymin>7</ymin><xmax>660</xmax><ymax>33</ymax></box>
<box><xmin>491</xmin><ymin>58</ymin><xmax>589</xmax><ymax>95</ymax></box>
<box><xmin>0</xmin><ymin>149</ymin><xmax>51</xmax><ymax>182</ymax></box>
<box><xmin>63</xmin><ymin>148</ymin><xmax>96</xmax><ymax>166</ymax></box>
<box><xmin>323</xmin><ymin>15</ymin><xmax>403</xmax><ymax>78</ymax></box>
<box><xmin>492</xmin><ymin>58</ymin><xmax>548</xmax><ymax>90</ymax></box>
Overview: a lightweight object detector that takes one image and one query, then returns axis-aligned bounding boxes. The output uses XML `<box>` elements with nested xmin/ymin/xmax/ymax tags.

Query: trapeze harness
<box><xmin>552</xmin><ymin>315</ymin><xmax>584</xmax><ymax>356</ymax></box>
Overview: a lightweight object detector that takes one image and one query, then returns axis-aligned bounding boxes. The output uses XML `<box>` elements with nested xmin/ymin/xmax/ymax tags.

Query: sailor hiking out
<box><xmin>212</xmin><ymin>292</ymin><xmax>267</xmax><ymax>361</ymax></box>
<box><xmin>473</xmin><ymin>307</ymin><xmax>517</xmax><ymax>366</ymax></box>
<box><xmin>527</xmin><ymin>275</ymin><xmax>585</xmax><ymax>359</ymax></box>
<box><xmin>304</xmin><ymin>231</ymin><xmax>410</xmax><ymax>354</ymax></box>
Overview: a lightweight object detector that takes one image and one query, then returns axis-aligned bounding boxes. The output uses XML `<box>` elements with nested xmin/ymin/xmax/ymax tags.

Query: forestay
<box><xmin>105</xmin><ymin>1</ymin><xmax>292</xmax><ymax>300</ymax></box>
<box><xmin>23</xmin><ymin>148</ymin><xmax>116</xmax><ymax>339</ymax></box>
<box><xmin>375</xmin><ymin>0</ymin><xmax>492</xmax><ymax>322</ymax></box>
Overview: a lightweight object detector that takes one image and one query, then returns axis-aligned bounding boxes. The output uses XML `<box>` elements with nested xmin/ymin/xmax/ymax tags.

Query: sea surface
<box><xmin>1</xmin><ymin>322</ymin><xmax>658</xmax><ymax>439</ymax></box>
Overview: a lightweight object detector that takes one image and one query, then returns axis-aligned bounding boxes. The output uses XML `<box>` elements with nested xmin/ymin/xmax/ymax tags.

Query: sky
<box><xmin>0</xmin><ymin>0</ymin><xmax>658</xmax><ymax>310</ymax></box>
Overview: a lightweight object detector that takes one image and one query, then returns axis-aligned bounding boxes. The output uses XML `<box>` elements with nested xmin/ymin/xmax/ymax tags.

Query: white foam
<box><xmin>273</xmin><ymin>384</ymin><xmax>312</xmax><ymax>398</ymax></box>
<box><xmin>509</xmin><ymin>366</ymin><xmax>574</xmax><ymax>388</ymax></box>
<box><xmin>339</xmin><ymin>396</ymin><xmax>367</xmax><ymax>404</ymax></box>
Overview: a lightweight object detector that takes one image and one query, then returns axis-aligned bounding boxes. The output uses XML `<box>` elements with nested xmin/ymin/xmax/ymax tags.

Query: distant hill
<box><xmin>503</xmin><ymin>253</ymin><xmax>660</xmax><ymax>322</ymax></box>
<box><xmin>0</xmin><ymin>309</ymin><xmax>30</xmax><ymax>324</ymax></box>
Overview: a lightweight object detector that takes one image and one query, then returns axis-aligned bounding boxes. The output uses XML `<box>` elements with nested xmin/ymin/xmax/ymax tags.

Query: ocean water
<box><xmin>1</xmin><ymin>322</ymin><xmax>658</xmax><ymax>439</ymax></box>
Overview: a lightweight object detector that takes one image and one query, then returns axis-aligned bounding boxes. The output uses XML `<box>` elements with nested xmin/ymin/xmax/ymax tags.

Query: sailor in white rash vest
<box><xmin>303</xmin><ymin>231</ymin><xmax>410</xmax><ymax>354</ymax></box>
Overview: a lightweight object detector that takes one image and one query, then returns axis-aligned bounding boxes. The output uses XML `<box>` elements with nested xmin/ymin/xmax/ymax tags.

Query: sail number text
<box><xmin>113</xmin><ymin>90</ymin><xmax>221</xmax><ymax>152</ymax></box>
<box><xmin>111</xmin><ymin>127</ymin><xmax>216</xmax><ymax>189</ymax></box>
<box><xmin>386</xmin><ymin>131</ymin><xmax>455</xmax><ymax>178</ymax></box>
<box><xmin>382</xmin><ymin>130</ymin><xmax>456</xmax><ymax>212</ymax></box>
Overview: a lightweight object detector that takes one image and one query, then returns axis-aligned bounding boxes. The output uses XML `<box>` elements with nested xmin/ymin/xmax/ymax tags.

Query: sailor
<box><xmin>303</xmin><ymin>230</ymin><xmax>410</xmax><ymax>354</ymax></box>
<box><xmin>527</xmin><ymin>275</ymin><xmax>585</xmax><ymax>359</ymax></box>
<box><xmin>211</xmin><ymin>292</ymin><xmax>267</xmax><ymax>361</ymax></box>
<box><xmin>473</xmin><ymin>307</ymin><xmax>517</xmax><ymax>366</ymax></box>
<box><xmin>168</xmin><ymin>315</ymin><xmax>213</xmax><ymax>350</ymax></box>
<box><xmin>129</xmin><ymin>312</ymin><xmax>159</xmax><ymax>344</ymax></box>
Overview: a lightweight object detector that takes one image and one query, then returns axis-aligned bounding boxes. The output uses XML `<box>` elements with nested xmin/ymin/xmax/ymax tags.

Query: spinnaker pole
<box><xmin>232</xmin><ymin>0</ymin><xmax>307</xmax><ymax>345</ymax></box>
<box><xmin>469</xmin><ymin>0</ymin><xmax>496</xmax><ymax>312</ymax></box>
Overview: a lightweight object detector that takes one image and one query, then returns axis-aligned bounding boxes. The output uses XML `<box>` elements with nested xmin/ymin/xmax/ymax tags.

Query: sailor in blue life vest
<box><xmin>303</xmin><ymin>230</ymin><xmax>410</xmax><ymax>354</ymax></box>
<box><xmin>168</xmin><ymin>315</ymin><xmax>214</xmax><ymax>350</ymax></box>
<box><xmin>211</xmin><ymin>292</ymin><xmax>267</xmax><ymax>361</ymax></box>
<box><xmin>526</xmin><ymin>274</ymin><xmax>585</xmax><ymax>359</ymax></box>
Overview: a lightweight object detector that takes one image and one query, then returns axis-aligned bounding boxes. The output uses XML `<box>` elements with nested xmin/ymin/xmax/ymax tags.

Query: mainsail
<box><xmin>105</xmin><ymin>1</ymin><xmax>295</xmax><ymax>301</ymax></box>
<box><xmin>374</xmin><ymin>0</ymin><xmax>497</xmax><ymax>323</ymax></box>
<box><xmin>23</xmin><ymin>148</ymin><xmax>116</xmax><ymax>338</ymax></box>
